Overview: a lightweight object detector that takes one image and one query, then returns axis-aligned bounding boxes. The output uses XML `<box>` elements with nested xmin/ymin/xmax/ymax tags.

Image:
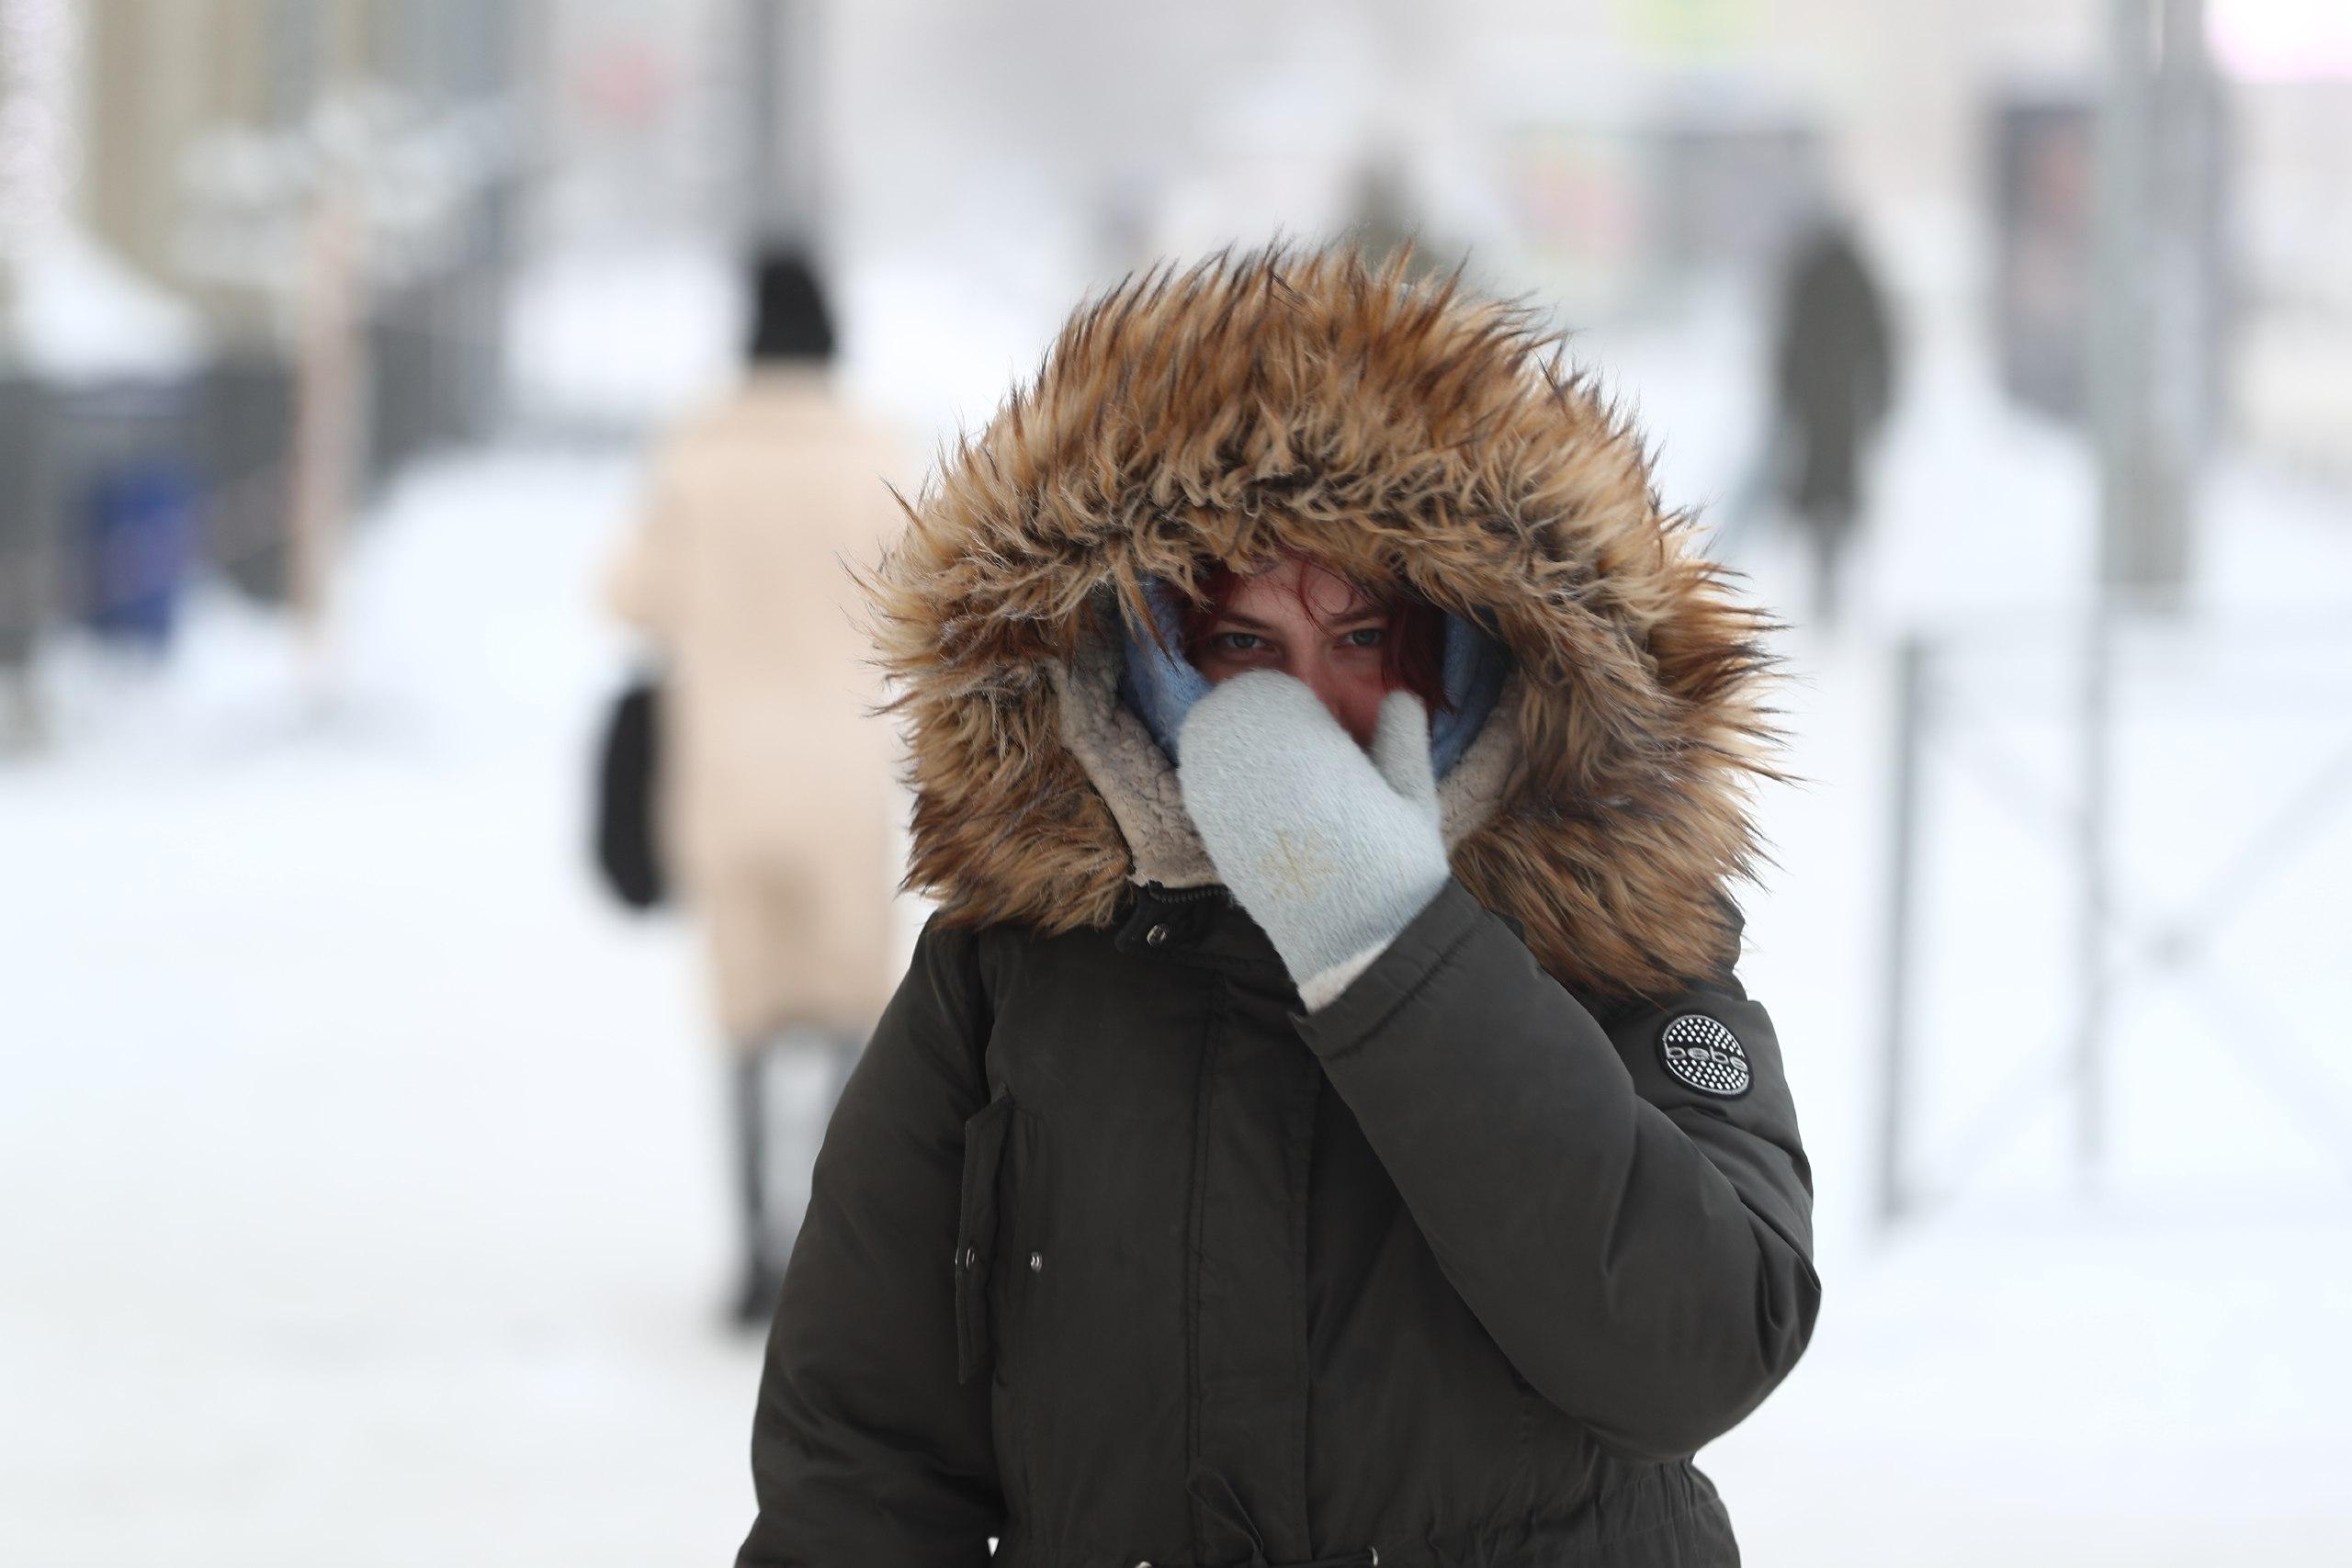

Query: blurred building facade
<box><xmin>6</xmin><ymin>0</ymin><xmax>2349</xmax><ymax>696</ymax></box>
<box><xmin>0</xmin><ymin>0</ymin><xmax>527</xmax><ymax>699</ymax></box>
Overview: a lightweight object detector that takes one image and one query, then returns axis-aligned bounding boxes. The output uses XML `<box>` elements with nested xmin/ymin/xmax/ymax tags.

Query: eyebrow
<box><xmin>1211</xmin><ymin>606</ymin><xmax>1389</xmax><ymax>633</ymax></box>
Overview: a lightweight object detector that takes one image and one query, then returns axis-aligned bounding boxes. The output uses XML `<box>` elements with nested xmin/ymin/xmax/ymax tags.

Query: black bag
<box><xmin>593</xmin><ymin>673</ymin><xmax>667</xmax><ymax>910</ymax></box>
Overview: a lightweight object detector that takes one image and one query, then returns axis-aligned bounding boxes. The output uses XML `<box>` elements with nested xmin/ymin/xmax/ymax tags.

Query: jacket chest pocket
<box><xmin>953</xmin><ymin>1092</ymin><xmax>1016</xmax><ymax>1384</ymax></box>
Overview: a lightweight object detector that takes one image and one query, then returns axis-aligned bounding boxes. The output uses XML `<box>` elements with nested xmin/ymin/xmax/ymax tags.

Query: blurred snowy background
<box><xmin>4</xmin><ymin>2</ymin><xmax>2350</xmax><ymax>1564</ymax></box>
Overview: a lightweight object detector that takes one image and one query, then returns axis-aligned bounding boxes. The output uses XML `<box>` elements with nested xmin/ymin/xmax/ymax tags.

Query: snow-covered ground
<box><xmin>0</xmin><ymin>451</ymin><xmax>787</xmax><ymax>1566</ymax></box>
<box><xmin>5</xmin><ymin>252</ymin><xmax>2350</xmax><ymax>1566</ymax></box>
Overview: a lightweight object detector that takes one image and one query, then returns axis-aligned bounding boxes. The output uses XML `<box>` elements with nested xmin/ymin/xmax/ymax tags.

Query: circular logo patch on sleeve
<box><xmin>1657</xmin><ymin>1012</ymin><xmax>1752</xmax><ymax>1099</ymax></box>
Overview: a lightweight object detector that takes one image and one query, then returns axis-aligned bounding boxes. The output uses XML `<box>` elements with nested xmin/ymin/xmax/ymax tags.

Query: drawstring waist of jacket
<box><xmin>1122</xmin><ymin>1463</ymin><xmax>1377</xmax><ymax>1568</ymax></box>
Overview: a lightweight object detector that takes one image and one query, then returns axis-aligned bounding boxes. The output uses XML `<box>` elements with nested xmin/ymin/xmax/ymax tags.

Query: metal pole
<box><xmin>1876</xmin><ymin>634</ymin><xmax>1929</xmax><ymax>1235</ymax></box>
<box><xmin>741</xmin><ymin>0</ymin><xmax>821</xmax><ymax>250</ymax></box>
<box><xmin>2082</xmin><ymin>0</ymin><xmax>2160</xmax><ymax>1197</ymax></box>
<box><xmin>2146</xmin><ymin>0</ymin><xmax>2212</xmax><ymax>615</ymax></box>
<box><xmin>742</xmin><ymin>0</ymin><xmax>781</xmax><ymax>250</ymax></box>
<box><xmin>2077</xmin><ymin>564</ymin><xmax>2115</xmax><ymax>1201</ymax></box>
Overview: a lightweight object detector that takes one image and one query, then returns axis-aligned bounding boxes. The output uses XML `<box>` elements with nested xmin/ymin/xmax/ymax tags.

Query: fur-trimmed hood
<box><xmin>854</xmin><ymin>243</ymin><xmax>1794</xmax><ymax>1003</ymax></box>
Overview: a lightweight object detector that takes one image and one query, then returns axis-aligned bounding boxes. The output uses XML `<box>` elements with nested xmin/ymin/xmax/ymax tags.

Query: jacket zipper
<box><xmin>1139</xmin><ymin>882</ymin><xmax>1230</xmax><ymax>906</ymax></box>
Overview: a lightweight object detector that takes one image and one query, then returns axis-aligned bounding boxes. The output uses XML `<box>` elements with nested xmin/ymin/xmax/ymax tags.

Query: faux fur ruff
<box><xmin>851</xmin><ymin>242</ymin><xmax>1797</xmax><ymax>1004</ymax></box>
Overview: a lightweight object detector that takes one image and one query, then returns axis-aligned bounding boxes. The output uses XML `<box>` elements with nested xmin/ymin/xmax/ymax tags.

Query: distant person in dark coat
<box><xmin>1768</xmin><ymin>210</ymin><xmax>1897</xmax><ymax>631</ymax></box>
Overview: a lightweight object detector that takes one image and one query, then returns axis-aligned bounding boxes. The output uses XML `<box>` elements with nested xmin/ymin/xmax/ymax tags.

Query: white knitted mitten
<box><xmin>1176</xmin><ymin>671</ymin><xmax>1452</xmax><ymax>1010</ymax></box>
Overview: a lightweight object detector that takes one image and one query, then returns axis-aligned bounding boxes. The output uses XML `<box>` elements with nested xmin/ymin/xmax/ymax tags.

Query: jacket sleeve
<box><xmin>736</xmin><ymin>911</ymin><xmax>1004</xmax><ymax>1567</ymax></box>
<box><xmin>1289</xmin><ymin>874</ymin><xmax>1821</xmax><ymax>1465</ymax></box>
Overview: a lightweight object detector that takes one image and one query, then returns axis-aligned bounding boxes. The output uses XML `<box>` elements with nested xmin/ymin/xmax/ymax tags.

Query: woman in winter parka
<box><xmin>736</xmin><ymin>243</ymin><xmax>1820</xmax><ymax>1568</ymax></box>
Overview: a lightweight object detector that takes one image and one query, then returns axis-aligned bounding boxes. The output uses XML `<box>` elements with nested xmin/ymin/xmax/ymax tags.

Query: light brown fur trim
<box><xmin>850</xmin><ymin>240</ymin><xmax>1800</xmax><ymax>1003</ymax></box>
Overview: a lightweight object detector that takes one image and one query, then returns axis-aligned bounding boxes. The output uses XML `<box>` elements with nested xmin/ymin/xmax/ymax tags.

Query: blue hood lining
<box><xmin>1113</xmin><ymin>575</ymin><xmax>1511</xmax><ymax>777</ymax></box>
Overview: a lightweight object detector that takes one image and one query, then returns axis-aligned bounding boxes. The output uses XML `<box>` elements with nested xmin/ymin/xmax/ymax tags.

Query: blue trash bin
<box><xmin>81</xmin><ymin>457</ymin><xmax>198</xmax><ymax>648</ymax></box>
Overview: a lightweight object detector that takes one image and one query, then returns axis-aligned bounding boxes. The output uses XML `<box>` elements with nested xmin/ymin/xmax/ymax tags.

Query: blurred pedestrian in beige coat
<box><xmin>604</xmin><ymin>250</ymin><xmax>910</xmax><ymax>1327</ymax></box>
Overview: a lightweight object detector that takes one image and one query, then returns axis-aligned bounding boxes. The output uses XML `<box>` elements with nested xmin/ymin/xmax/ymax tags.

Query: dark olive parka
<box><xmin>737</xmin><ymin>246</ymin><xmax>1820</xmax><ymax>1568</ymax></box>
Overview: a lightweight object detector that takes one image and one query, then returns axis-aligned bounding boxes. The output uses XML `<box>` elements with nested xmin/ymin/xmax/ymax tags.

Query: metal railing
<box><xmin>1876</xmin><ymin>608</ymin><xmax>2352</xmax><ymax>1232</ymax></box>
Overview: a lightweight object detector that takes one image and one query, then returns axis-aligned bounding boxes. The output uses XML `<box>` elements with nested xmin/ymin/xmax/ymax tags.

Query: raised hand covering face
<box><xmin>1176</xmin><ymin>671</ymin><xmax>1453</xmax><ymax>1011</ymax></box>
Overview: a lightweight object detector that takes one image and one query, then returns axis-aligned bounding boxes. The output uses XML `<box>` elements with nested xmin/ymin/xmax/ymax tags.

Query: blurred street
<box><xmin>6</xmin><ymin>244</ymin><xmax>2350</xmax><ymax>1562</ymax></box>
<box><xmin>6</xmin><ymin>2</ymin><xmax>2352</xmax><ymax>1562</ymax></box>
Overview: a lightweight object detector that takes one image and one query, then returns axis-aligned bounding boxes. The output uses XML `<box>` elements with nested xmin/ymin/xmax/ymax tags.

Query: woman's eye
<box><xmin>1342</xmin><ymin>626</ymin><xmax>1386</xmax><ymax>649</ymax></box>
<box><xmin>1212</xmin><ymin>631</ymin><xmax>1264</xmax><ymax>653</ymax></box>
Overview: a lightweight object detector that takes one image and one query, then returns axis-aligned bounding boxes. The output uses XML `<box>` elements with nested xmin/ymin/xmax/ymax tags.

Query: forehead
<box><xmin>1221</xmin><ymin>557</ymin><xmax>1381</xmax><ymax>619</ymax></box>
